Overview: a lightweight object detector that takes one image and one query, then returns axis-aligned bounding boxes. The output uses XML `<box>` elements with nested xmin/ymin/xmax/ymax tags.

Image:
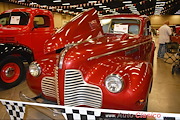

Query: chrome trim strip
<box><xmin>88</xmin><ymin>40</ymin><xmax>151</xmax><ymax>61</ymax></box>
<box><xmin>59</xmin><ymin>44</ymin><xmax>74</xmax><ymax>69</ymax></box>
<box><xmin>59</xmin><ymin>48</ymin><xmax>68</xmax><ymax>69</ymax></box>
<box><xmin>54</xmin><ymin>66</ymin><xmax>60</xmax><ymax>105</ymax></box>
<box><xmin>58</xmin><ymin>35</ymin><xmax>104</xmax><ymax>69</ymax></box>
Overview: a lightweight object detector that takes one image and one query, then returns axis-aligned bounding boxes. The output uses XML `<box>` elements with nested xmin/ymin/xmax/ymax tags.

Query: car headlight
<box><xmin>105</xmin><ymin>74</ymin><xmax>124</xmax><ymax>93</ymax></box>
<box><xmin>29</xmin><ymin>62</ymin><xmax>41</xmax><ymax>77</ymax></box>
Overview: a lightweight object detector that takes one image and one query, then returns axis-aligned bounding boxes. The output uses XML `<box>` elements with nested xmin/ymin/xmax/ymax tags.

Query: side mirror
<box><xmin>32</xmin><ymin>24</ymin><xmax>38</xmax><ymax>31</ymax></box>
<box><xmin>34</xmin><ymin>24</ymin><xmax>38</xmax><ymax>28</ymax></box>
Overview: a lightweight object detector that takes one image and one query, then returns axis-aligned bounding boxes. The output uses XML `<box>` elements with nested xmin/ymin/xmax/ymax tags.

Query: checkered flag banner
<box><xmin>1</xmin><ymin>100</ymin><xmax>26</xmax><ymax>120</ymax></box>
<box><xmin>0</xmin><ymin>99</ymin><xmax>180</xmax><ymax>120</ymax></box>
<box><xmin>59</xmin><ymin>107</ymin><xmax>101</xmax><ymax>120</ymax></box>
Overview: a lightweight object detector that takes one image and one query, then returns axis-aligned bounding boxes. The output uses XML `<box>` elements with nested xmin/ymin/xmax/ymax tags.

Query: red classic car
<box><xmin>26</xmin><ymin>8</ymin><xmax>155</xmax><ymax>111</ymax></box>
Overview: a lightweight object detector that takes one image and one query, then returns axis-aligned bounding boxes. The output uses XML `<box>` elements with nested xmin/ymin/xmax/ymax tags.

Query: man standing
<box><xmin>157</xmin><ymin>21</ymin><xmax>172</xmax><ymax>59</ymax></box>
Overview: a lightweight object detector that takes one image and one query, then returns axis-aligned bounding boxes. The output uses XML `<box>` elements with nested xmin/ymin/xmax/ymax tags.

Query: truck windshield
<box><xmin>0</xmin><ymin>12</ymin><xmax>29</xmax><ymax>26</ymax></box>
<box><xmin>100</xmin><ymin>18</ymin><xmax>140</xmax><ymax>35</ymax></box>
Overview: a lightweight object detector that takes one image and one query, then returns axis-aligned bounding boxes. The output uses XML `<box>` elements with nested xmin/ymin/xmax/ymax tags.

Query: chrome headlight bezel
<box><xmin>29</xmin><ymin>62</ymin><xmax>41</xmax><ymax>77</ymax></box>
<box><xmin>105</xmin><ymin>74</ymin><xmax>124</xmax><ymax>93</ymax></box>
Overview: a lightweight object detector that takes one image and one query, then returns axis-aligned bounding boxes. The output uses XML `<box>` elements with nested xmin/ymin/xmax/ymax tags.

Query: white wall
<box><xmin>150</xmin><ymin>15</ymin><xmax>180</xmax><ymax>29</ymax></box>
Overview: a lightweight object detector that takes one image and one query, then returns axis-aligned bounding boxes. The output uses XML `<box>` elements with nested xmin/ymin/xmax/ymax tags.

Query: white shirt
<box><xmin>158</xmin><ymin>24</ymin><xmax>172</xmax><ymax>44</ymax></box>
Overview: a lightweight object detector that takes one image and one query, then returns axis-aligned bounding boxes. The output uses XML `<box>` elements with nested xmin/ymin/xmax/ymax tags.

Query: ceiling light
<box><xmin>99</xmin><ymin>6</ymin><xmax>107</xmax><ymax>8</ymax></box>
<box><xmin>53</xmin><ymin>0</ymin><xmax>61</xmax><ymax>2</ymax></box>
<box><xmin>125</xmin><ymin>4</ymin><xmax>133</xmax><ymax>7</ymax></box>
<box><xmin>40</xmin><ymin>5</ymin><xmax>47</xmax><ymax>7</ymax></box>
<box><xmin>62</xmin><ymin>3</ymin><xmax>70</xmax><ymax>5</ymax></box>
<box><xmin>103</xmin><ymin>8</ymin><xmax>110</xmax><ymax>10</ymax></box>
<box><xmin>154</xmin><ymin>1</ymin><xmax>165</xmax><ymax>15</ymax></box>
<box><xmin>82</xmin><ymin>9</ymin><xmax>88</xmax><ymax>11</ymax></box>
<box><xmin>76</xmin><ymin>7</ymin><xmax>83</xmax><ymax>9</ymax></box>
<box><xmin>123</xmin><ymin>1</ymin><xmax>132</xmax><ymax>4</ymax></box>
<box><xmin>94</xmin><ymin>3</ymin><xmax>102</xmax><ymax>6</ymax></box>
<box><xmin>29</xmin><ymin>2</ymin><xmax>37</xmax><ymax>5</ymax></box>
<box><xmin>156</xmin><ymin>2</ymin><xmax>165</xmax><ymax>5</ymax></box>
<box><xmin>88</xmin><ymin>1</ymin><xmax>97</xmax><ymax>3</ymax></box>
<box><xmin>18</xmin><ymin>0</ymin><xmax>25</xmax><ymax>2</ymax></box>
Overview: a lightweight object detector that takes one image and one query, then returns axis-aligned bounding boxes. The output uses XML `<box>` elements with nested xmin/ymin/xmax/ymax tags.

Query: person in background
<box><xmin>157</xmin><ymin>21</ymin><xmax>172</xmax><ymax>59</ymax></box>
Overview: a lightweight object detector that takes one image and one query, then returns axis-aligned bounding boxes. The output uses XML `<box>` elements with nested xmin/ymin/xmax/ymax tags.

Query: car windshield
<box><xmin>0</xmin><ymin>12</ymin><xmax>29</xmax><ymax>26</ymax></box>
<box><xmin>100</xmin><ymin>18</ymin><xmax>140</xmax><ymax>35</ymax></box>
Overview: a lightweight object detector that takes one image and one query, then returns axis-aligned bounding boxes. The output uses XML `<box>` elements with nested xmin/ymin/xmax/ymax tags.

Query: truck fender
<box><xmin>0</xmin><ymin>43</ymin><xmax>34</xmax><ymax>63</ymax></box>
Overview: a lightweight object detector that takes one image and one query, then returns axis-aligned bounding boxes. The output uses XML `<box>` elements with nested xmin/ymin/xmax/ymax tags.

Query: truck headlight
<box><xmin>105</xmin><ymin>74</ymin><xmax>124</xmax><ymax>93</ymax></box>
<box><xmin>29</xmin><ymin>62</ymin><xmax>41</xmax><ymax>77</ymax></box>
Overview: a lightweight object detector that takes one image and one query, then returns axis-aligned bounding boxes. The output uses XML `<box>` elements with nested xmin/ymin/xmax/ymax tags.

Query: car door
<box><xmin>31</xmin><ymin>15</ymin><xmax>54</xmax><ymax>59</ymax></box>
<box><xmin>140</xmin><ymin>20</ymin><xmax>152</xmax><ymax>61</ymax></box>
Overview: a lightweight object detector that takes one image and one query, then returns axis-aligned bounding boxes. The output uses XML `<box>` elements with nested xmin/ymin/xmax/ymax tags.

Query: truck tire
<box><xmin>0</xmin><ymin>56</ymin><xmax>26</xmax><ymax>89</ymax></box>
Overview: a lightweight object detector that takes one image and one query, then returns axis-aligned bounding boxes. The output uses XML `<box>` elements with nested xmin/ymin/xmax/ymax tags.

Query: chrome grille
<box><xmin>41</xmin><ymin>77</ymin><xmax>56</xmax><ymax>98</ymax></box>
<box><xmin>64</xmin><ymin>69</ymin><xmax>102</xmax><ymax>108</ymax></box>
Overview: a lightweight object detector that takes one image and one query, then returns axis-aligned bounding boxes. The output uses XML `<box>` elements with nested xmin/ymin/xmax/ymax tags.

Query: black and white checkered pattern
<box><xmin>59</xmin><ymin>108</ymin><xmax>101</xmax><ymax>120</ymax></box>
<box><xmin>1</xmin><ymin>101</ymin><xmax>26</xmax><ymax>120</ymax></box>
<box><xmin>0</xmin><ymin>99</ymin><xmax>180</xmax><ymax>120</ymax></box>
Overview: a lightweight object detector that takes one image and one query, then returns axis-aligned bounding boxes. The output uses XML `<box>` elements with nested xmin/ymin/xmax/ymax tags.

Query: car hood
<box><xmin>63</xmin><ymin>33</ymin><xmax>134</xmax><ymax>68</ymax></box>
<box><xmin>44</xmin><ymin>8</ymin><xmax>103</xmax><ymax>54</ymax></box>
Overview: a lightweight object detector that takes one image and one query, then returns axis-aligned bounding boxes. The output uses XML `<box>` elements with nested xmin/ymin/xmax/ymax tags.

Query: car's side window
<box><xmin>34</xmin><ymin>15</ymin><xmax>50</xmax><ymax>28</ymax></box>
<box><xmin>0</xmin><ymin>12</ymin><xmax>29</xmax><ymax>25</ymax></box>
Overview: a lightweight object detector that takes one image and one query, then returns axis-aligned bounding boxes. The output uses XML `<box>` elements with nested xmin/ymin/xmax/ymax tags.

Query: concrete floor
<box><xmin>0</xmin><ymin>37</ymin><xmax>180</xmax><ymax>119</ymax></box>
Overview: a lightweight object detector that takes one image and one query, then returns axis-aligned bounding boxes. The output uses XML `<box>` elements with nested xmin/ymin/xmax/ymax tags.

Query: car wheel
<box><xmin>0</xmin><ymin>56</ymin><xmax>26</xmax><ymax>89</ymax></box>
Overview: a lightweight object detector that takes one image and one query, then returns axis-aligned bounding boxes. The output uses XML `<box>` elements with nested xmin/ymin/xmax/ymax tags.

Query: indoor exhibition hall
<box><xmin>0</xmin><ymin>0</ymin><xmax>180</xmax><ymax>120</ymax></box>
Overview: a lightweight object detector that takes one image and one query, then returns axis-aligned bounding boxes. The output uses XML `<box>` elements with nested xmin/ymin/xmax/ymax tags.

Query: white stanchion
<box><xmin>0</xmin><ymin>99</ymin><xmax>180</xmax><ymax>120</ymax></box>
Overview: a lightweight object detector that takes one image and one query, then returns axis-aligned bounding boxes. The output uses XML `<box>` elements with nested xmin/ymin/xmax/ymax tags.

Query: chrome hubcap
<box><xmin>5</xmin><ymin>67</ymin><xmax>15</xmax><ymax>78</ymax></box>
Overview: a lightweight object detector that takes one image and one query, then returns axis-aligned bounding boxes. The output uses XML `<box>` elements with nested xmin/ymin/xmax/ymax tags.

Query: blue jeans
<box><xmin>158</xmin><ymin>44</ymin><xmax>166</xmax><ymax>58</ymax></box>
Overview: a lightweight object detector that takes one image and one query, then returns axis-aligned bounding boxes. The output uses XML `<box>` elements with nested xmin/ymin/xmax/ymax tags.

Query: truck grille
<box><xmin>64</xmin><ymin>69</ymin><xmax>102</xmax><ymax>108</ymax></box>
<box><xmin>41</xmin><ymin>77</ymin><xmax>56</xmax><ymax>98</ymax></box>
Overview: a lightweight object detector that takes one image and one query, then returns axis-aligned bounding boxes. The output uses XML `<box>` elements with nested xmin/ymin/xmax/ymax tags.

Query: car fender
<box><xmin>0</xmin><ymin>43</ymin><xmax>33</xmax><ymax>63</ymax></box>
<box><xmin>79</xmin><ymin>56</ymin><xmax>153</xmax><ymax>110</ymax></box>
<box><xmin>81</xmin><ymin>56</ymin><xmax>152</xmax><ymax>86</ymax></box>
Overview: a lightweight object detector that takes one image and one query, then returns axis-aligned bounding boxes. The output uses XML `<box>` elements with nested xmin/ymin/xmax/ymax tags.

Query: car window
<box><xmin>0</xmin><ymin>12</ymin><xmax>29</xmax><ymax>25</ymax></box>
<box><xmin>100</xmin><ymin>18</ymin><xmax>140</xmax><ymax>35</ymax></box>
<box><xmin>34</xmin><ymin>15</ymin><xmax>50</xmax><ymax>28</ymax></box>
<box><xmin>129</xmin><ymin>25</ymin><xmax>139</xmax><ymax>34</ymax></box>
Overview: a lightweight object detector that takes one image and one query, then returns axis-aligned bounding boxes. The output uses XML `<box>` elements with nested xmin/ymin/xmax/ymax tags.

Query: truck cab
<box><xmin>0</xmin><ymin>8</ymin><xmax>55</xmax><ymax>89</ymax></box>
